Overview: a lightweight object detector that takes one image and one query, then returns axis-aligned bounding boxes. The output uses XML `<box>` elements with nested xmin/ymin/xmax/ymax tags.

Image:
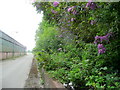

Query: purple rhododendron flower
<box><xmin>90</xmin><ymin>20</ymin><xmax>96</xmax><ymax>25</ymax></box>
<box><xmin>97</xmin><ymin>44</ymin><xmax>104</xmax><ymax>49</ymax></box>
<box><xmin>71</xmin><ymin>18</ymin><xmax>75</xmax><ymax>21</ymax></box>
<box><xmin>94</xmin><ymin>32</ymin><xmax>112</xmax><ymax>45</ymax></box>
<box><xmin>98</xmin><ymin>48</ymin><xmax>106</xmax><ymax>54</ymax></box>
<box><xmin>51</xmin><ymin>10</ymin><xmax>57</xmax><ymax>14</ymax></box>
<box><xmin>106</xmin><ymin>32</ymin><xmax>112</xmax><ymax>37</ymax></box>
<box><xmin>72</xmin><ymin>10</ymin><xmax>77</xmax><ymax>14</ymax></box>
<box><xmin>53</xmin><ymin>1</ymin><xmax>59</xmax><ymax>7</ymax></box>
<box><xmin>86</xmin><ymin>0</ymin><xmax>92</xmax><ymax>8</ymax></box>
<box><xmin>94</xmin><ymin>36</ymin><xmax>101</xmax><ymax>44</ymax></box>
<box><xmin>67</xmin><ymin>24</ymin><xmax>71</xmax><ymax>26</ymax></box>
<box><xmin>86</xmin><ymin>2</ymin><xmax>90</xmax><ymax>8</ymax></box>
<box><xmin>100</xmin><ymin>36</ymin><xmax>109</xmax><ymax>42</ymax></box>
<box><xmin>59</xmin><ymin>35</ymin><xmax>63</xmax><ymax>37</ymax></box>
<box><xmin>94</xmin><ymin>32</ymin><xmax>112</xmax><ymax>54</ymax></box>
<box><xmin>95</xmin><ymin>36</ymin><xmax>100</xmax><ymax>40</ymax></box>
<box><xmin>67</xmin><ymin>6</ymin><xmax>74</xmax><ymax>12</ymax></box>
<box><xmin>98</xmin><ymin>49</ymin><xmax>102</xmax><ymax>54</ymax></box>
<box><xmin>58</xmin><ymin>48</ymin><xmax>62</xmax><ymax>51</ymax></box>
<box><xmin>102</xmin><ymin>47</ymin><xmax>106</xmax><ymax>51</ymax></box>
<box><xmin>67</xmin><ymin>7</ymin><xmax>72</xmax><ymax>12</ymax></box>
<box><xmin>90</xmin><ymin>3</ymin><xmax>97</xmax><ymax>10</ymax></box>
<box><xmin>86</xmin><ymin>0</ymin><xmax>97</xmax><ymax>10</ymax></box>
<box><xmin>94</xmin><ymin>41</ymin><xmax>97</xmax><ymax>44</ymax></box>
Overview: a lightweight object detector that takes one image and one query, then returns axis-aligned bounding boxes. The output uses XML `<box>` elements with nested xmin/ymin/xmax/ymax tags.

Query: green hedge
<box><xmin>33</xmin><ymin>1</ymin><xmax>120</xmax><ymax>89</ymax></box>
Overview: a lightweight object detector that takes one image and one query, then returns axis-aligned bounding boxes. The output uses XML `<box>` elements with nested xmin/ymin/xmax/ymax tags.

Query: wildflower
<box><xmin>53</xmin><ymin>1</ymin><xmax>59</xmax><ymax>7</ymax></box>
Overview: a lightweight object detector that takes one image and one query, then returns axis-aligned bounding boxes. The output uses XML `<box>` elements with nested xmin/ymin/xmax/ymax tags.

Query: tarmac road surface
<box><xmin>0</xmin><ymin>53</ymin><xmax>33</xmax><ymax>89</ymax></box>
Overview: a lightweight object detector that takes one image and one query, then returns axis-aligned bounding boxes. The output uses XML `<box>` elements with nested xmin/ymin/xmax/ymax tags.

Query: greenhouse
<box><xmin>0</xmin><ymin>30</ymin><xmax>26</xmax><ymax>60</ymax></box>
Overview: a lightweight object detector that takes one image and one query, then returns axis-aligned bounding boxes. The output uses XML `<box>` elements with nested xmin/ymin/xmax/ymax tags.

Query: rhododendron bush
<box><xmin>33</xmin><ymin>1</ymin><xmax>120</xmax><ymax>89</ymax></box>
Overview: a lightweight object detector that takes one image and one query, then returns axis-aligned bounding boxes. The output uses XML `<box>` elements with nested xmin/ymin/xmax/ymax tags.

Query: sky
<box><xmin>0</xmin><ymin>0</ymin><xmax>43</xmax><ymax>51</ymax></box>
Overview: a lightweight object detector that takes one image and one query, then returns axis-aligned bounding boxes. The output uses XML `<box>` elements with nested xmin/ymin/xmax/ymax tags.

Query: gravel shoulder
<box><xmin>24</xmin><ymin>58</ymin><xmax>43</xmax><ymax>88</ymax></box>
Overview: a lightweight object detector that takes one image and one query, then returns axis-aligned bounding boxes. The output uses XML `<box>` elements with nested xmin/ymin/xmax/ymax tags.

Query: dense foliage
<box><xmin>33</xmin><ymin>1</ymin><xmax>120</xmax><ymax>89</ymax></box>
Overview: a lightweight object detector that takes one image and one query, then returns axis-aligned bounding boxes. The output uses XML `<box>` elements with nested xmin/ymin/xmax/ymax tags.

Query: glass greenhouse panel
<box><xmin>0</xmin><ymin>30</ymin><xmax>26</xmax><ymax>53</ymax></box>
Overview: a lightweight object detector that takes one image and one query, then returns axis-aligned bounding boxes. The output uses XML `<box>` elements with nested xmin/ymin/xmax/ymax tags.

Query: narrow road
<box><xmin>0</xmin><ymin>53</ymin><xmax>33</xmax><ymax>89</ymax></box>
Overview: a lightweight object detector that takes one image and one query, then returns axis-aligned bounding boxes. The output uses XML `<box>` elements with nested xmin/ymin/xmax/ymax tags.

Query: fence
<box><xmin>0</xmin><ymin>30</ymin><xmax>26</xmax><ymax>60</ymax></box>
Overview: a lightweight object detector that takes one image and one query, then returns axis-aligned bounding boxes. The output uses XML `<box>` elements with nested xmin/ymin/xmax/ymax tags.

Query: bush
<box><xmin>33</xmin><ymin>1</ymin><xmax>120</xmax><ymax>89</ymax></box>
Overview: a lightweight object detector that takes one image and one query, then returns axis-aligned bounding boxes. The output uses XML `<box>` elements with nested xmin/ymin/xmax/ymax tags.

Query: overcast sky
<box><xmin>0</xmin><ymin>0</ymin><xmax>43</xmax><ymax>50</ymax></box>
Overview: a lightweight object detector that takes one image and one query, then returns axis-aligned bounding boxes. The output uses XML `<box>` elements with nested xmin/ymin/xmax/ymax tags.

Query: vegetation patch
<box><xmin>33</xmin><ymin>1</ymin><xmax>120</xmax><ymax>89</ymax></box>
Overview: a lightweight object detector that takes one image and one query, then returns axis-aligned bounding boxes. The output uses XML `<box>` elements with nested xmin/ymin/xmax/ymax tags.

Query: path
<box><xmin>0</xmin><ymin>53</ymin><xmax>33</xmax><ymax>89</ymax></box>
